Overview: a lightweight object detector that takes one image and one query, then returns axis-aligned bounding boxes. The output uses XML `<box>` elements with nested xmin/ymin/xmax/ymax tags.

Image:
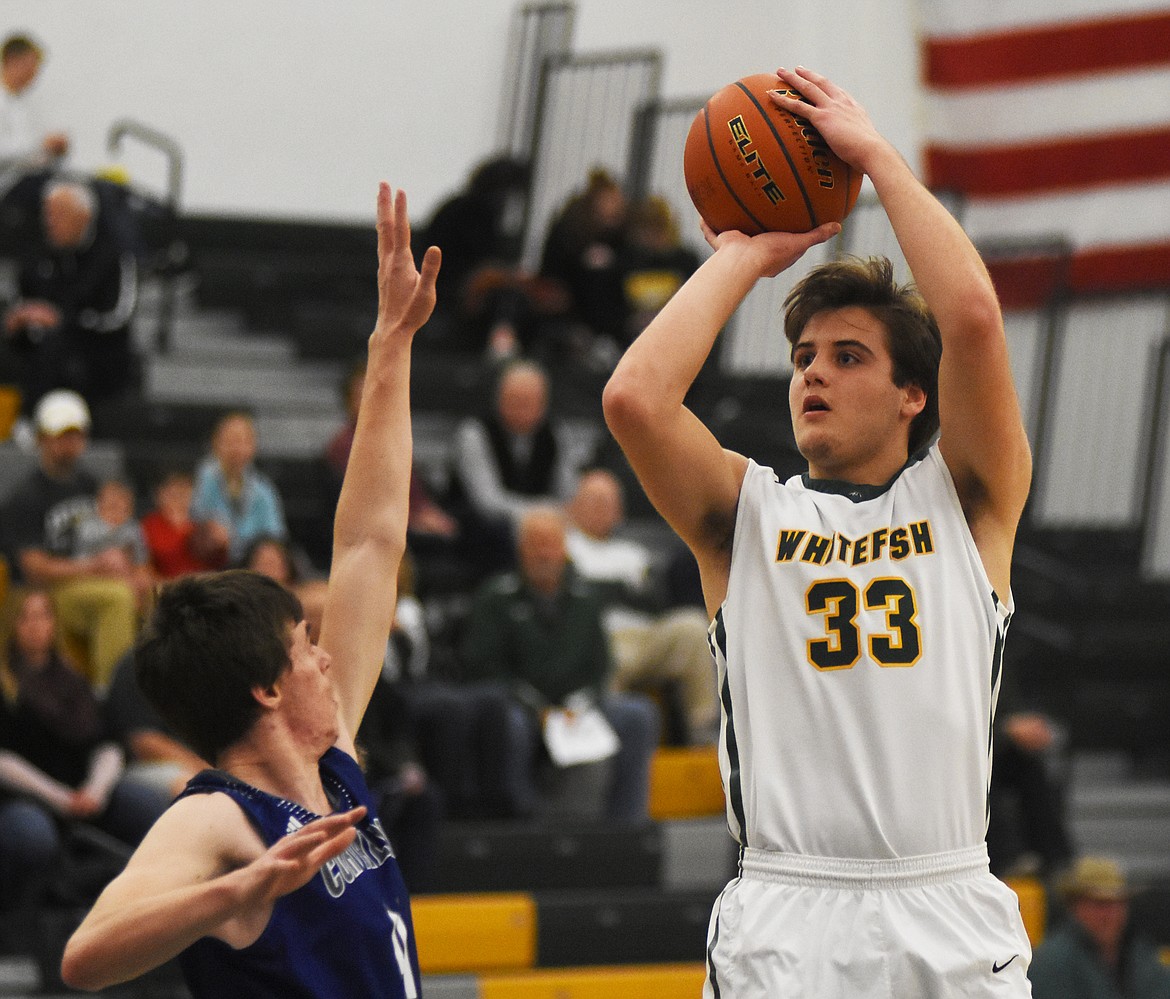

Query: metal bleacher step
<box><xmin>433</xmin><ymin>822</ymin><xmax>664</xmax><ymax>895</ymax></box>
<box><xmin>649</xmin><ymin>746</ymin><xmax>724</xmax><ymax>821</ymax></box>
<box><xmin>430</xmin><ymin>748</ymin><xmax>732</xmax><ymax>897</ymax></box>
<box><xmin>413</xmin><ymin>893</ymin><xmax>537</xmax><ymax>975</ymax></box>
<box><xmin>534</xmin><ymin>887</ymin><xmax>711</xmax><ymax>967</ymax></box>
<box><xmin>1065</xmin><ymin>750</ymin><xmax>1170</xmax><ymax>886</ymax></box>
<box><xmin>662</xmin><ymin>816</ymin><xmax>736</xmax><ymax>891</ymax></box>
<box><xmin>1069</xmin><ymin>783</ymin><xmax>1170</xmax><ymax>884</ymax></box>
<box><xmin>143</xmin><ymin>353</ymin><xmax>342</xmax><ymax>412</ymax></box>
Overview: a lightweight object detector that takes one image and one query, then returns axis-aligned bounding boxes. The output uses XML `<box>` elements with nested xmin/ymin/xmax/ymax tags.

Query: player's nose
<box><xmin>802</xmin><ymin>357</ymin><xmax>828</xmax><ymax>384</ymax></box>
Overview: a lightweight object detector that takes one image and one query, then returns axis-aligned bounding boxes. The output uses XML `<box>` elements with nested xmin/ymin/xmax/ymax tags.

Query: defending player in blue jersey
<box><xmin>60</xmin><ymin>184</ymin><xmax>441</xmax><ymax>998</ymax></box>
<box><xmin>604</xmin><ymin>67</ymin><xmax>1035</xmax><ymax>997</ymax></box>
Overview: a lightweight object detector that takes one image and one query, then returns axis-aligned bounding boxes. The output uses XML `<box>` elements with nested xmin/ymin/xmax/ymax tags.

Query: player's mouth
<box><xmin>802</xmin><ymin>395</ymin><xmax>830</xmax><ymax>414</ymax></box>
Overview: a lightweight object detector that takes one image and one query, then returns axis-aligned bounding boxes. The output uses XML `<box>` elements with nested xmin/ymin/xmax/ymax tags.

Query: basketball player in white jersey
<box><xmin>604</xmin><ymin>66</ymin><xmax>1034</xmax><ymax>997</ymax></box>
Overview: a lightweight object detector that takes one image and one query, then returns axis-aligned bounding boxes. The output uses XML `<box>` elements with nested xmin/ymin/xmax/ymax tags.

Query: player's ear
<box><xmin>901</xmin><ymin>383</ymin><xmax>927</xmax><ymax>420</ymax></box>
<box><xmin>252</xmin><ymin>682</ymin><xmax>281</xmax><ymax>710</ymax></box>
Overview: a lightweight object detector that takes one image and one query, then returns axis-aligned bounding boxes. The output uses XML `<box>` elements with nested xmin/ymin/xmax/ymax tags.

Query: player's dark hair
<box><xmin>784</xmin><ymin>256</ymin><xmax>942</xmax><ymax>454</ymax></box>
<box><xmin>1</xmin><ymin>35</ymin><xmax>41</xmax><ymax>63</ymax></box>
<box><xmin>134</xmin><ymin>570</ymin><xmax>302</xmax><ymax>764</ymax></box>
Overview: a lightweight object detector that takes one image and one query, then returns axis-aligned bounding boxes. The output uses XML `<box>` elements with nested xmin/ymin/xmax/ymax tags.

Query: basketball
<box><xmin>684</xmin><ymin>73</ymin><xmax>862</xmax><ymax>235</ymax></box>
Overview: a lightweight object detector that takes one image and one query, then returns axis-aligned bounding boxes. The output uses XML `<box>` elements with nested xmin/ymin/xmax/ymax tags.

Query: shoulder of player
<box><xmin>150</xmin><ymin>790</ymin><xmax>267</xmax><ymax>873</ymax></box>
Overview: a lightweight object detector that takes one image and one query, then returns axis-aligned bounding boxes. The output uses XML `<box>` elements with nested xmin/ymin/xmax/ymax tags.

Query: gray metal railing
<box><xmin>520</xmin><ymin>48</ymin><xmax>662</xmax><ymax>270</ymax></box>
<box><xmin>497</xmin><ymin>2</ymin><xmax>576</xmax><ymax>160</ymax></box>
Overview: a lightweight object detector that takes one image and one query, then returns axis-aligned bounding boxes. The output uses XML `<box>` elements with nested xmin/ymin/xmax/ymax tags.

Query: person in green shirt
<box><xmin>1029</xmin><ymin>856</ymin><xmax>1170</xmax><ymax>999</ymax></box>
<box><xmin>460</xmin><ymin>505</ymin><xmax>658</xmax><ymax>824</ymax></box>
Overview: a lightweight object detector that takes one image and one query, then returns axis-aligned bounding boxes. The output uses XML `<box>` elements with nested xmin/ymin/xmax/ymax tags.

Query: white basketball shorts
<box><xmin>703</xmin><ymin>845</ymin><xmax>1033</xmax><ymax>998</ymax></box>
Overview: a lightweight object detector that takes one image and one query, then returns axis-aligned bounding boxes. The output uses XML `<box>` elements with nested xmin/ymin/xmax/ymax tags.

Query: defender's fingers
<box><xmin>393</xmin><ymin>188</ymin><xmax>412</xmax><ymax>251</ymax></box>
<box><xmin>419</xmin><ymin>244</ymin><xmax>442</xmax><ymax>287</ymax></box>
<box><xmin>376</xmin><ymin>182</ymin><xmax>395</xmax><ymax>261</ymax></box>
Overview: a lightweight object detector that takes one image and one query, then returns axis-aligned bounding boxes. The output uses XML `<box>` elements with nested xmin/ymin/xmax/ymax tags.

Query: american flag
<box><xmin>920</xmin><ymin>1</ymin><xmax>1170</xmax><ymax>304</ymax></box>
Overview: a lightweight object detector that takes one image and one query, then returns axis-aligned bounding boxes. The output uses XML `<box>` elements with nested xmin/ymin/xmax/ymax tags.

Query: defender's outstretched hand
<box><xmin>374</xmin><ymin>183</ymin><xmax>441</xmax><ymax>340</ymax></box>
<box><xmin>242</xmin><ymin>807</ymin><xmax>367</xmax><ymax>906</ymax></box>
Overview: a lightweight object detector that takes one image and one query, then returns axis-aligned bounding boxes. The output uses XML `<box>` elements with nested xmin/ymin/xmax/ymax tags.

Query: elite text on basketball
<box><xmin>727</xmin><ymin>115</ymin><xmax>786</xmax><ymax>204</ymax></box>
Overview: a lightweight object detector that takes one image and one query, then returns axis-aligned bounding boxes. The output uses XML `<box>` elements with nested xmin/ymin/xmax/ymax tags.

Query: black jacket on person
<box><xmin>18</xmin><ymin>192</ymin><xmax>139</xmax><ymax>404</ymax></box>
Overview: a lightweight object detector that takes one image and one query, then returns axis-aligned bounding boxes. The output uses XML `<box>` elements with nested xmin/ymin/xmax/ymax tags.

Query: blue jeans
<box><xmin>500</xmin><ymin>689</ymin><xmax>659</xmax><ymax>824</ymax></box>
<box><xmin>0</xmin><ymin>797</ymin><xmax>58</xmax><ymax>909</ymax></box>
<box><xmin>599</xmin><ymin>691</ymin><xmax>659</xmax><ymax>824</ymax></box>
<box><xmin>0</xmin><ymin>779</ymin><xmax>168</xmax><ymax>910</ymax></box>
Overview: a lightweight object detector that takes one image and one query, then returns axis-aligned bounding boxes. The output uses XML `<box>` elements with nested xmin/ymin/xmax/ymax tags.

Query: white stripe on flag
<box><xmin>961</xmin><ymin>178</ymin><xmax>1170</xmax><ymax>250</ymax></box>
<box><xmin>926</xmin><ymin>66</ymin><xmax>1170</xmax><ymax>147</ymax></box>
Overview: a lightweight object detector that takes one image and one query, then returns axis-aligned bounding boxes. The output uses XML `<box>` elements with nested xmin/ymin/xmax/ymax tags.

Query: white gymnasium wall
<box><xmin>7</xmin><ymin>0</ymin><xmax>922</xmax><ymax>224</ymax></box>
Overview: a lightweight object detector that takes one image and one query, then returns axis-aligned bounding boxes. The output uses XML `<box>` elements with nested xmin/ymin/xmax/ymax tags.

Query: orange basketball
<box><xmin>684</xmin><ymin>73</ymin><xmax>862</xmax><ymax>235</ymax></box>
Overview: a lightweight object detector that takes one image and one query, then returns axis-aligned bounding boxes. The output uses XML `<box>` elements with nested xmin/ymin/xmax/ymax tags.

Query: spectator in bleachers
<box><xmin>0</xmin><ymin>33</ymin><xmax>69</xmax><ymax>253</ymax></box>
<box><xmin>567</xmin><ymin>468</ymin><xmax>718</xmax><ymax>744</ymax></box>
<box><xmin>460</xmin><ymin>505</ymin><xmax>658</xmax><ymax>825</ymax></box>
<box><xmin>619</xmin><ymin>195</ymin><xmax>701</xmax><ymax>342</ymax></box>
<box><xmin>987</xmin><ymin>671</ymin><xmax>1075</xmax><ymax>882</ymax></box>
<box><xmin>1028</xmin><ymin>855</ymin><xmax>1170</xmax><ymax>998</ymax></box>
<box><xmin>371</xmin><ymin>555</ymin><xmax>526</xmax><ymax>822</ymax></box>
<box><xmin>0</xmin><ymin>588</ymin><xmax>168</xmax><ymax>921</ymax></box>
<box><xmin>2</xmin><ymin>178</ymin><xmax>139</xmax><ymax>417</ymax></box>
<box><xmin>327</xmin><ymin>359</ymin><xmax>458</xmax><ymax>545</ymax></box>
<box><xmin>104</xmin><ymin>648</ymin><xmax>207</xmax><ymax>799</ymax></box>
<box><xmin>0</xmin><ymin>389</ymin><xmax>138</xmax><ymax>690</ymax></box>
<box><xmin>538</xmin><ymin>168</ymin><xmax>630</xmax><ymax>366</ymax></box>
<box><xmin>241</xmin><ymin>533</ymin><xmax>298</xmax><ymax>580</ymax></box>
<box><xmin>190</xmin><ymin>409</ymin><xmax>287</xmax><ymax>566</ymax></box>
<box><xmin>70</xmin><ymin>477</ymin><xmax>153</xmax><ymax>610</ymax></box>
<box><xmin>139</xmin><ymin>466</ymin><xmax>219</xmax><ymax>580</ymax></box>
<box><xmin>324</xmin><ymin>358</ymin><xmax>504</xmax><ymax>593</ymax></box>
<box><xmin>448</xmin><ymin>359</ymin><xmax>579</xmax><ymax>546</ymax></box>
<box><xmin>354</xmin><ymin>576</ymin><xmax>445</xmax><ymax>891</ymax></box>
<box><xmin>420</xmin><ymin>155</ymin><xmax>566</xmax><ymax>359</ymax></box>
<box><xmin>323</xmin><ymin>358</ymin><xmax>365</xmax><ymax>486</ymax></box>
<box><xmin>240</xmin><ymin>534</ymin><xmax>327</xmax><ymax>624</ymax></box>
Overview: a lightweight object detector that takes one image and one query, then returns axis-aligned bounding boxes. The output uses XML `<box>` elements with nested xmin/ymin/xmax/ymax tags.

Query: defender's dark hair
<box><xmin>1</xmin><ymin>35</ymin><xmax>42</xmax><ymax>63</ymax></box>
<box><xmin>784</xmin><ymin>256</ymin><xmax>943</xmax><ymax>455</ymax></box>
<box><xmin>134</xmin><ymin>570</ymin><xmax>302</xmax><ymax>764</ymax></box>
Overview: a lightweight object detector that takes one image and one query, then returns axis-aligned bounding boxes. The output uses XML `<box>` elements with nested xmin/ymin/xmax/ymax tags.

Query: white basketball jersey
<box><xmin>711</xmin><ymin>443</ymin><xmax>1010</xmax><ymax>859</ymax></box>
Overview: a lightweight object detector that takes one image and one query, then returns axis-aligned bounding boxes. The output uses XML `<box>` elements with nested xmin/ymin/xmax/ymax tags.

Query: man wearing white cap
<box><xmin>0</xmin><ymin>388</ymin><xmax>137</xmax><ymax>689</ymax></box>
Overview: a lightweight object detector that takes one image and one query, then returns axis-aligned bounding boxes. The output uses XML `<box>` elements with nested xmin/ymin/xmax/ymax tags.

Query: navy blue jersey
<box><xmin>174</xmin><ymin>747</ymin><xmax>421</xmax><ymax>999</ymax></box>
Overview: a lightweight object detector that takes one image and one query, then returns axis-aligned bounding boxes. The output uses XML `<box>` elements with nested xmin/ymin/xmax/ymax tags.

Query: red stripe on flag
<box><xmin>987</xmin><ymin>255</ymin><xmax>1072</xmax><ymax>310</ymax></box>
<box><xmin>1071</xmin><ymin>242</ymin><xmax>1170</xmax><ymax>295</ymax></box>
<box><xmin>987</xmin><ymin>242</ymin><xmax>1170</xmax><ymax>307</ymax></box>
<box><xmin>923</xmin><ymin>11</ymin><xmax>1170</xmax><ymax>89</ymax></box>
<box><xmin>926</xmin><ymin>128</ymin><xmax>1170</xmax><ymax>196</ymax></box>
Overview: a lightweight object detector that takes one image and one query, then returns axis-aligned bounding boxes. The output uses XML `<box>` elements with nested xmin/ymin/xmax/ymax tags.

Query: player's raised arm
<box><xmin>603</xmin><ymin>220</ymin><xmax>837</xmax><ymax>613</ymax></box>
<box><xmin>320</xmin><ymin>184</ymin><xmax>440</xmax><ymax>750</ymax></box>
<box><xmin>769</xmin><ymin>67</ymin><xmax>1031</xmax><ymax>591</ymax></box>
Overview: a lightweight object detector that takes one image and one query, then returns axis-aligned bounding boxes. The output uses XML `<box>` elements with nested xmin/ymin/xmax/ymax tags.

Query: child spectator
<box><xmin>71</xmin><ymin>477</ymin><xmax>152</xmax><ymax>606</ymax></box>
<box><xmin>139</xmin><ymin>467</ymin><xmax>220</xmax><ymax>579</ymax></box>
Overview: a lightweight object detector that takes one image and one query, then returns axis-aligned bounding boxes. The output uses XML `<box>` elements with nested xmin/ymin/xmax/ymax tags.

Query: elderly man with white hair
<box><xmin>2</xmin><ymin>176</ymin><xmax>138</xmax><ymax>417</ymax></box>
